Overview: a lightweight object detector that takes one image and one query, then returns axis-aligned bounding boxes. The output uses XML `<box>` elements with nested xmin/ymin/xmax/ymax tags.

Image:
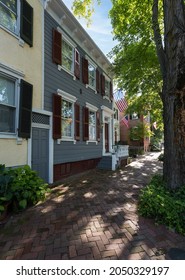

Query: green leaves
<box><xmin>139</xmin><ymin>175</ymin><xmax>185</xmax><ymax>235</ymax></box>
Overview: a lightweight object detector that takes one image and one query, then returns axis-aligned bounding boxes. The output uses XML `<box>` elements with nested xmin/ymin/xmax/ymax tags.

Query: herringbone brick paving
<box><xmin>0</xmin><ymin>152</ymin><xmax>185</xmax><ymax>260</ymax></box>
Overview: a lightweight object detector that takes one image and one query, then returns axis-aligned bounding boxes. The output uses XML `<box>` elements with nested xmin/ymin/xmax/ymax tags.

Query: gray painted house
<box><xmin>42</xmin><ymin>0</ymin><xmax>115</xmax><ymax>182</ymax></box>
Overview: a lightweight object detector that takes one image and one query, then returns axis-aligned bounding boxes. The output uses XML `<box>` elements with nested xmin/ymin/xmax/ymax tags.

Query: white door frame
<box><xmin>28</xmin><ymin>109</ymin><xmax>53</xmax><ymax>183</ymax></box>
<box><xmin>101</xmin><ymin>106</ymin><xmax>114</xmax><ymax>156</ymax></box>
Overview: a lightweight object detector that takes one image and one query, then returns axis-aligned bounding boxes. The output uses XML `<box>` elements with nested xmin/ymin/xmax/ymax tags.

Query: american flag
<box><xmin>121</xmin><ymin>115</ymin><xmax>129</xmax><ymax>128</ymax></box>
<box><xmin>113</xmin><ymin>89</ymin><xmax>128</xmax><ymax>112</ymax></box>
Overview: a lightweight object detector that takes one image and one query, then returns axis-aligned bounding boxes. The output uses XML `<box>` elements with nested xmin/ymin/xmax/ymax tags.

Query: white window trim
<box><xmin>85</xmin><ymin>55</ymin><xmax>97</xmax><ymax>92</ymax></box>
<box><xmin>57</xmin><ymin>89</ymin><xmax>77</xmax><ymax>144</ymax></box>
<box><xmin>0</xmin><ymin>0</ymin><xmax>24</xmax><ymax>47</ymax></box>
<box><xmin>57</xmin><ymin>27</ymin><xmax>77</xmax><ymax>79</ymax></box>
<box><xmin>85</xmin><ymin>102</ymin><xmax>98</xmax><ymax>144</ymax></box>
<box><xmin>0</xmin><ymin>65</ymin><xmax>24</xmax><ymax>142</ymax></box>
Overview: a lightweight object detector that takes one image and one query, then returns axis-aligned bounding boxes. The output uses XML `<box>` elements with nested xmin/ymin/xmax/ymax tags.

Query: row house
<box><xmin>1</xmin><ymin>0</ymin><xmax>126</xmax><ymax>183</ymax></box>
<box><xmin>0</xmin><ymin>1</ymin><xmax>44</xmax><ymax>177</ymax></box>
<box><xmin>44</xmin><ymin>0</ymin><xmax>115</xmax><ymax>182</ymax></box>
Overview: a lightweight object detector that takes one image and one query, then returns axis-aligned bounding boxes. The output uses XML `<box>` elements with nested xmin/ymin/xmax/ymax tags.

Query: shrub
<box><xmin>10</xmin><ymin>165</ymin><xmax>49</xmax><ymax>210</ymax></box>
<box><xmin>138</xmin><ymin>175</ymin><xmax>185</xmax><ymax>235</ymax></box>
<box><xmin>158</xmin><ymin>153</ymin><xmax>164</xmax><ymax>161</ymax></box>
<box><xmin>0</xmin><ymin>164</ymin><xmax>49</xmax><ymax>213</ymax></box>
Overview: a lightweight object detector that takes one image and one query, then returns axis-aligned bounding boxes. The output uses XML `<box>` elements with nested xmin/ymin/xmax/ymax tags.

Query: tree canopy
<box><xmin>71</xmin><ymin>0</ymin><xmax>163</xmax><ymax>129</ymax></box>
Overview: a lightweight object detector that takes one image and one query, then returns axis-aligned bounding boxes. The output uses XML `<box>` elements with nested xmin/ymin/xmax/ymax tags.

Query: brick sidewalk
<box><xmin>0</xmin><ymin>152</ymin><xmax>185</xmax><ymax>260</ymax></box>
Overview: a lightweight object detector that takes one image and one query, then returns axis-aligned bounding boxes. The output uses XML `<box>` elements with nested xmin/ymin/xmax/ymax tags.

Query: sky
<box><xmin>62</xmin><ymin>0</ymin><xmax>117</xmax><ymax>58</ymax></box>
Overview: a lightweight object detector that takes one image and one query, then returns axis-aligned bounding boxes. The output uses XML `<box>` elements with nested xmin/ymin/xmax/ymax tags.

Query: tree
<box><xmin>72</xmin><ymin>0</ymin><xmax>185</xmax><ymax>189</ymax></box>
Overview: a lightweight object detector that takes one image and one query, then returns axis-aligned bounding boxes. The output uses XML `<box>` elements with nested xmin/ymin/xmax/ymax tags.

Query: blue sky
<box><xmin>62</xmin><ymin>0</ymin><xmax>117</xmax><ymax>57</ymax></box>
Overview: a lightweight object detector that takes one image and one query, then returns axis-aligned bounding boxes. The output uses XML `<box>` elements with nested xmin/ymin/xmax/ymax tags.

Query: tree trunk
<box><xmin>163</xmin><ymin>86</ymin><xmax>185</xmax><ymax>189</ymax></box>
<box><xmin>153</xmin><ymin>0</ymin><xmax>185</xmax><ymax>189</ymax></box>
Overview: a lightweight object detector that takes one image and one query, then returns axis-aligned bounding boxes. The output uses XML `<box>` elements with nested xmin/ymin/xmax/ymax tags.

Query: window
<box><xmin>52</xmin><ymin>29</ymin><xmax>80</xmax><ymax>79</ymax></box>
<box><xmin>62</xmin><ymin>99</ymin><xmax>73</xmax><ymax>138</ymax></box>
<box><xmin>0</xmin><ymin>72</ymin><xmax>33</xmax><ymax>138</ymax></box>
<box><xmin>82</xmin><ymin>57</ymin><xmax>97</xmax><ymax>90</ymax></box>
<box><xmin>114</xmin><ymin>108</ymin><xmax>118</xmax><ymax>120</ymax></box>
<box><xmin>0</xmin><ymin>0</ymin><xmax>17</xmax><ymax>33</ymax></box>
<box><xmin>131</xmin><ymin>112</ymin><xmax>139</xmax><ymax>120</ymax></box>
<box><xmin>0</xmin><ymin>75</ymin><xmax>16</xmax><ymax>133</ymax></box>
<box><xmin>88</xmin><ymin>63</ymin><xmax>95</xmax><ymax>89</ymax></box>
<box><xmin>53</xmin><ymin>90</ymin><xmax>80</xmax><ymax>142</ymax></box>
<box><xmin>0</xmin><ymin>0</ymin><xmax>33</xmax><ymax>46</ymax></box>
<box><xmin>83</xmin><ymin>103</ymin><xmax>100</xmax><ymax>143</ymax></box>
<box><xmin>62</xmin><ymin>39</ymin><xmax>73</xmax><ymax>73</ymax></box>
<box><xmin>89</xmin><ymin>110</ymin><xmax>96</xmax><ymax>141</ymax></box>
<box><xmin>105</xmin><ymin>79</ymin><xmax>110</xmax><ymax>97</ymax></box>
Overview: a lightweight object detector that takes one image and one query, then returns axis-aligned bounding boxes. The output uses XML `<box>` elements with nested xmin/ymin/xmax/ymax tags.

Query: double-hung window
<box><xmin>52</xmin><ymin>29</ymin><xmax>80</xmax><ymax>79</ymax></box>
<box><xmin>89</xmin><ymin>110</ymin><xmax>96</xmax><ymax>141</ymax></box>
<box><xmin>0</xmin><ymin>69</ymin><xmax>33</xmax><ymax>139</ymax></box>
<box><xmin>62</xmin><ymin>39</ymin><xmax>74</xmax><ymax>73</ymax></box>
<box><xmin>83</xmin><ymin>103</ymin><xmax>100</xmax><ymax>143</ymax></box>
<box><xmin>0</xmin><ymin>74</ymin><xmax>16</xmax><ymax>133</ymax></box>
<box><xmin>105</xmin><ymin>79</ymin><xmax>110</xmax><ymax>98</ymax></box>
<box><xmin>0</xmin><ymin>0</ymin><xmax>33</xmax><ymax>46</ymax></box>
<box><xmin>53</xmin><ymin>90</ymin><xmax>80</xmax><ymax>143</ymax></box>
<box><xmin>0</xmin><ymin>0</ymin><xmax>18</xmax><ymax>33</ymax></box>
<box><xmin>62</xmin><ymin>99</ymin><xmax>73</xmax><ymax>138</ymax></box>
<box><xmin>88</xmin><ymin>62</ymin><xmax>96</xmax><ymax>89</ymax></box>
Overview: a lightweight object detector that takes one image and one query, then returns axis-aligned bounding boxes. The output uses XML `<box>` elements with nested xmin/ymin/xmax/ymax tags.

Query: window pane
<box><xmin>0</xmin><ymin>104</ymin><xmax>15</xmax><ymax>132</ymax></box>
<box><xmin>88</xmin><ymin>64</ymin><xmax>95</xmax><ymax>88</ymax></box>
<box><xmin>0</xmin><ymin>75</ymin><xmax>15</xmax><ymax>106</ymax></box>
<box><xmin>62</xmin><ymin>100</ymin><xmax>73</xmax><ymax>137</ymax></box>
<box><xmin>89</xmin><ymin>111</ymin><xmax>96</xmax><ymax>140</ymax></box>
<box><xmin>0</xmin><ymin>0</ymin><xmax>17</xmax><ymax>32</ymax></box>
<box><xmin>62</xmin><ymin>40</ymin><xmax>73</xmax><ymax>72</ymax></box>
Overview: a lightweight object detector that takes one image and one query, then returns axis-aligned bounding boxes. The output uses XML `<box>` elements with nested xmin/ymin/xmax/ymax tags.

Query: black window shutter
<box><xmin>83</xmin><ymin>107</ymin><xmax>89</xmax><ymax>141</ymax></box>
<box><xmin>96</xmin><ymin>111</ymin><xmax>101</xmax><ymax>142</ymax></box>
<box><xmin>53</xmin><ymin>94</ymin><xmax>62</xmax><ymax>139</ymax></box>
<box><xmin>74</xmin><ymin>49</ymin><xmax>80</xmax><ymax>79</ymax></box>
<box><xmin>20</xmin><ymin>0</ymin><xmax>33</xmax><ymax>47</ymax></box>
<box><xmin>75</xmin><ymin>103</ymin><xmax>80</xmax><ymax>140</ymax></box>
<box><xmin>101</xmin><ymin>74</ymin><xmax>105</xmax><ymax>96</ymax></box>
<box><xmin>52</xmin><ymin>29</ymin><xmax>62</xmax><ymax>65</ymax></box>
<box><xmin>82</xmin><ymin>57</ymin><xmax>89</xmax><ymax>84</ymax></box>
<box><xmin>96</xmin><ymin>69</ymin><xmax>100</xmax><ymax>93</ymax></box>
<box><xmin>18</xmin><ymin>80</ymin><xmax>33</xmax><ymax>139</ymax></box>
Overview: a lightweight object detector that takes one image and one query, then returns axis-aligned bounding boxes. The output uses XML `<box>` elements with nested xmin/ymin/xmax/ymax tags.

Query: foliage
<box><xmin>72</xmin><ymin>0</ymin><xmax>101</xmax><ymax>25</ymax></box>
<box><xmin>129</xmin><ymin>121</ymin><xmax>152</xmax><ymax>141</ymax></box>
<box><xmin>158</xmin><ymin>153</ymin><xmax>164</xmax><ymax>162</ymax></box>
<box><xmin>138</xmin><ymin>175</ymin><xmax>185</xmax><ymax>235</ymax></box>
<box><xmin>0</xmin><ymin>165</ymin><xmax>49</xmax><ymax>214</ymax></box>
<box><xmin>0</xmin><ymin>164</ymin><xmax>13</xmax><ymax>212</ymax></box>
<box><xmin>10</xmin><ymin>165</ymin><xmax>49</xmax><ymax>211</ymax></box>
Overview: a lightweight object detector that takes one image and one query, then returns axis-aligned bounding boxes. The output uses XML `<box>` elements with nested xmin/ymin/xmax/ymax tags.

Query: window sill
<box><xmin>85</xmin><ymin>84</ymin><xmax>96</xmax><ymax>93</ymax></box>
<box><xmin>57</xmin><ymin>138</ymin><xmax>77</xmax><ymax>145</ymax></box>
<box><xmin>0</xmin><ymin>25</ymin><xmax>25</xmax><ymax>47</ymax></box>
<box><xmin>57</xmin><ymin>65</ymin><xmax>76</xmax><ymax>80</ymax></box>
<box><xmin>0</xmin><ymin>134</ymin><xmax>23</xmax><ymax>144</ymax></box>
<box><xmin>103</xmin><ymin>96</ymin><xmax>111</xmax><ymax>103</ymax></box>
<box><xmin>86</xmin><ymin>140</ymin><xmax>98</xmax><ymax>145</ymax></box>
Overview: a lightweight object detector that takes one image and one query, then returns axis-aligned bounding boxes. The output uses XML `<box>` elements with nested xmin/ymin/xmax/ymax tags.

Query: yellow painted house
<box><xmin>0</xmin><ymin>1</ymin><xmax>45</xmax><ymax>176</ymax></box>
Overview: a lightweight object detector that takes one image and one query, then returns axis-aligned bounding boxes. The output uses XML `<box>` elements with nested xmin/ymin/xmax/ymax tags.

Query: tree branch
<box><xmin>152</xmin><ymin>0</ymin><xmax>166</xmax><ymax>80</ymax></box>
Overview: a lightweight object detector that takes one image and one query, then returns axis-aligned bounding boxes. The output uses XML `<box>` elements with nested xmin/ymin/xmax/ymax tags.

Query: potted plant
<box><xmin>0</xmin><ymin>164</ymin><xmax>13</xmax><ymax>220</ymax></box>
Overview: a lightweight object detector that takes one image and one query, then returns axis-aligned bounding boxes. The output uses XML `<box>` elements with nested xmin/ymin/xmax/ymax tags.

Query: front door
<box><xmin>32</xmin><ymin>127</ymin><xmax>49</xmax><ymax>182</ymax></box>
<box><xmin>105</xmin><ymin>123</ymin><xmax>109</xmax><ymax>153</ymax></box>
